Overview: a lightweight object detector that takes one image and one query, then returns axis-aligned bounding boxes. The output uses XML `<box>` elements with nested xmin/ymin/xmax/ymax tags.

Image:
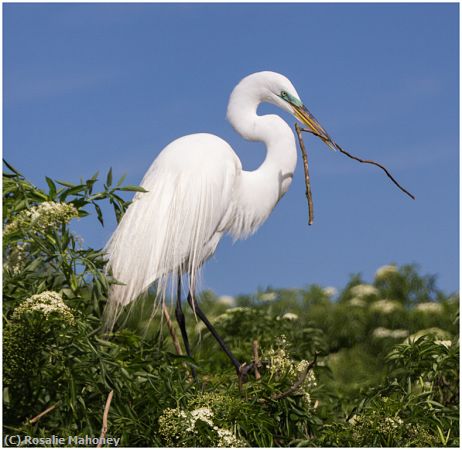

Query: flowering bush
<box><xmin>3</xmin><ymin>201</ymin><xmax>78</xmax><ymax>238</ymax></box>
<box><xmin>415</xmin><ymin>302</ymin><xmax>444</xmax><ymax>314</ymax></box>
<box><xmin>265</xmin><ymin>336</ymin><xmax>317</xmax><ymax>407</ymax></box>
<box><xmin>370</xmin><ymin>299</ymin><xmax>403</xmax><ymax>314</ymax></box>
<box><xmin>158</xmin><ymin>405</ymin><xmax>247</xmax><ymax>447</ymax></box>
<box><xmin>372</xmin><ymin>327</ymin><xmax>409</xmax><ymax>339</ymax></box>
<box><xmin>350</xmin><ymin>284</ymin><xmax>379</xmax><ymax>299</ymax></box>
<box><xmin>375</xmin><ymin>264</ymin><xmax>398</xmax><ymax>280</ymax></box>
<box><xmin>12</xmin><ymin>291</ymin><xmax>75</xmax><ymax>324</ymax></box>
<box><xmin>2</xmin><ymin>162</ymin><xmax>459</xmax><ymax>447</ymax></box>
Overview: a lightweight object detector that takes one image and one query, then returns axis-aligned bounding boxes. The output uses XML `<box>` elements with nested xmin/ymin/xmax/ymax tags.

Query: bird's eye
<box><xmin>280</xmin><ymin>91</ymin><xmax>288</xmax><ymax>98</ymax></box>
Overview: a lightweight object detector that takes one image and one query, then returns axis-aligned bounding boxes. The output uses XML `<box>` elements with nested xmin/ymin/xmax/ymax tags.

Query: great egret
<box><xmin>104</xmin><ymin>71</ymin><xmax>336</xmax><ymax>375</ymax></box>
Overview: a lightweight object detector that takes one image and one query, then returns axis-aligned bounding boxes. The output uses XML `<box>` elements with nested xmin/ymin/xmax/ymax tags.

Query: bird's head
<box><xmin>269</xmin><ymin>72</ymin><xmax>338</xmax><ymax>151</ymax></box>
<box><xmin>237</xmin><ymin>71</ymin><xmax>338</xmax><ymax>151</ymax></box>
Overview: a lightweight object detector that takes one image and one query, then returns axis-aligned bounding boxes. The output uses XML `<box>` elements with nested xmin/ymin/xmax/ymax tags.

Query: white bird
<box><xmin>104</xmin><ymin>71</ymin><xmax>336</xmax><ymax>375</ymax></box>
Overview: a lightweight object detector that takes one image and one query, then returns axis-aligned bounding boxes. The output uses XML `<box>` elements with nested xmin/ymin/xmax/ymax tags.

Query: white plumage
<box><xmin>104</xmin><ymin>71</ymin><xmax>333</xmax><ymax>329</ymax></box>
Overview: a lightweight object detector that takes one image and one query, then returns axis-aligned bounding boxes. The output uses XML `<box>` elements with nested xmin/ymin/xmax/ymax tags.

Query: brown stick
<box><xmin>300</xmin><ymin>128</ymin><xmax>415</xmax><ymax>200</ymax></box>
<box><xmin>162</xmin><ymin>302</ymin><xmax>183</xmax><ymax>356</ymax></box>
<box><xmin>252</xmin><ymin>340</ymin><xmax>262</xmax><ymax>380</ymax></box>
<box><xmin>295</xmin><ymin>123</ymin><xmax>315</xmax><ymax>225</ymax></box>
<box><xmin>97</xmin><ymin>390</ymin><xmax>114</xmax><ymax>448</ymax></box>
<box><xmin>272</xmin><ymin>353</ymin><xmax>318</xmax><ymax>400</ymax></box>
<box><xmin>28</xmin><ymin>403</ymin><xmax>58</xmax><ymax>424</ymax></box>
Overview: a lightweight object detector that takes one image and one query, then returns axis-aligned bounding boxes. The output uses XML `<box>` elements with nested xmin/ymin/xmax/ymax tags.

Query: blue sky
<box><xmin>4</xmin><ymin>3</ymin><xmax>459</xmax><ymax>297</ymax></box>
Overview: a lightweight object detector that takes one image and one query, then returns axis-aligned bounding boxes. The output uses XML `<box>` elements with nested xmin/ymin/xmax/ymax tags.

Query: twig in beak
<box><xmin>301</xmin><ymin>128</ymin><xmax>416</xmax><ymax>201</ymax></box>
<box><xmin>295</xmin><ymin>123</ymin><xmax>315</xmax><ymax>225</ymax></box>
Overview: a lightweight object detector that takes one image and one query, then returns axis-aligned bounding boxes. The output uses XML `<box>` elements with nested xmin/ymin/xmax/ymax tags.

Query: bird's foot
<box><xmin>237</xmin><ymin>362</ymin><xmax>256</xmax><ymax>387</ymax></box>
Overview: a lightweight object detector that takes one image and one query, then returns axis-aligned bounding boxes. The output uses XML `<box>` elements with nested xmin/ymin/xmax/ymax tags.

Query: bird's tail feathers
<box><xmin>102</xmin><ymin>164</ymin><xmax>218</xmax><ymax>331</ymax></box>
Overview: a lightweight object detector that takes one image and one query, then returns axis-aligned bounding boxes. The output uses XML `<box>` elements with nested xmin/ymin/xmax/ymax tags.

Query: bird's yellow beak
<box><xmin>292</xmin><ymin>104</ymin><xmax>337</xmax><ymax>151</ymax></box>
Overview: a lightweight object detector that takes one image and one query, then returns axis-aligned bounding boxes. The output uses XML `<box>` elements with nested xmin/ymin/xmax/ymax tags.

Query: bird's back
<box><xmin>104</xmin><ymin>133</ymin><xmax>241</xmax><ymax>326</ymax></box>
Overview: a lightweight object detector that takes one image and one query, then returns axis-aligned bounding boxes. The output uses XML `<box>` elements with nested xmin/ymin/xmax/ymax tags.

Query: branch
<box><xmin>162</xmin><ymin>302</ymin><xmax>183</xmax><ymax>356</ymax></box>
<box><xmin>252</xmin><ymin>340</ymin><xmax>262</xmax><ymax>380</ymax></box>
<box><xmin>162</xmin><ymin>299</ymin><xmax>200</xmax><ymax>381</ymax></box>
<box><xmin>272</xmin><ymin>353</ymin><xmax>318</xmax><ymax>400</ymax></box>
<box><xmin>300</xmin><ymin>128</ymin><xmax>415</xmax><ymax>200</ymax></box>
<box><xmin>28</xmin><ymin>403</ymin><xmax>59</xmax><ymax>424</ymax></box>
<box><xmin>294</xmin><ymin>123</ymin><xmax>315</xmax><ymax>225</ymax></box>
<box><xmin>97</xmin><ymin>390</ymin><xmax>114</xmax><ymax>448</ymax></box>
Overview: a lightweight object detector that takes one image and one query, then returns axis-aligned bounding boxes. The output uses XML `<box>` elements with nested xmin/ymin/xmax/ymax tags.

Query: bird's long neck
<box><xmin>226</xmin><ymin>88</ymin><xmax>297</xmax><ymax>238</ymax></box>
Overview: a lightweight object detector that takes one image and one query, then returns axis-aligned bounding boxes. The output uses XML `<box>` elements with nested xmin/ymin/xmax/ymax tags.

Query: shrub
<box><xmin>3</xmin><ymin>162</ymin><xmax>459</xmax><ymax>447</ymax></box>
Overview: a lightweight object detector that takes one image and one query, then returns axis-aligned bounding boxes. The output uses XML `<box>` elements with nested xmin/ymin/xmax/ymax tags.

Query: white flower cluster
<box><xmin>296</xmin><ymin>359</ymin><xmax>317</xmax><ymax>405</ymax></box>
<box><xmin>349</xmin><ymin>298</ymin><xmax>367</xmax><ymax>307</ymax></box>
<box><xmin>259</xmin><ymin>291</ymin><xmax>278</xmax><ymax>302</ymax></box>
<box><xmin>281</xmin><ymin>312</ymin><xmax>298</xmax><ymax>321</ymax></box>
<box><xmin>323</xmin><ymin>287</ymin><xmax>338</xmax><ymax>298</ymax></box>
<box><xmin>13</xmin><ymin>291</ymin><xmax>74</xmax><ymax>325</ymax></box>
<box><xmin>375</xmin><ymin>264</ymin><xmax>398</xmax><ymax>280</ymax></box>
<box><xmin>158</xmin><ymin>406</ymin><xmax>247</xmax><ymax>447</ymax></box>
<box><xmin>435</xmin><ymin>339</ymin><xmax>452</xmax><ymax>348</ymax></box>
<box><xmin>186</xmin><ymin>407</ymin><xmax>214</xmax><ymax>431</ymax></box>
<box><xmin>406</xmin><ymin>327</ymin><xmax>451</xmax><ymax>343</ymax></box>
<box><xmin>216</xmin><ymin>428</ymin><xmax>245</xmax><ymax>448</ymax></box>
<box><xmin>214</xmin><ymin>307</ymin><xmax>252</xmax><ymax>325</ymax></box>
<box><xmin>4</xmin><ymin>201</ymin><xmax>78</xmax><ymax>237</ymax></box>
<box><xmin>350</xmin><ymin>284</ymin><xmax>379</xmax><ymax>298</ymax></box>
<box><xmin>370</xmin><ymin>299</ymin><xmax>403</xmax><ymax>314</ymax></box>
<box><xmin>383</xmin><ymin>416</ymin><xmax>404</xmax><ymax>431</ymax></box>
<box><xmin>349</xmin><ymin>414</ymin><xmax>404</xmax><ymax>433</ymax></box>
<box><xmin>266</xmin><ymin>336</ymin><xmax>317</xmax><ymax>406</ymax></box>
<box><xmin>372</xmin><ymin>327</ymin><xmax>409</xmax><ymax>339</ymax></box>
<box><xmin>267</xmin><ymin>336</ymin><xmax>293</xmax><ymax>376</ymax></box>
<box><xmin>221</xmin><ymin>306</ymin><xmax>250</xmax><ymax>315</ymax></box>
<box><xmin>4</xmin><ymin>242</ymin><xmax>29</xmax><ymax>275</ymax></box>
<box><xmin>217</xmin><ymin>295</ymin><xmax>236</xmax><ymax>306</ymax></box>
<box><xmin>348</xmin><ymin>414</ymin><xmax>360</xmax><ymax>425</ymax></box>
<box><xmin>415</xmin><ymin>302</ymin><xmax>443</xmax><ymax>314</ymax></box>
<box><xmin>158</xmin><ymin>407</ymin><xmax>187</xmax><ymax>445</ymax></box>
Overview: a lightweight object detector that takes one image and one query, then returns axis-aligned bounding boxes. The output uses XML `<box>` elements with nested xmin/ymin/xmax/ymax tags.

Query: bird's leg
<box><xmin>175</xmin><ymin>276</ymin><xmax>197</xmax><ymax>380</ymax></box>
<box><xmin>187</xmin><ymin>292</ymin><xmax>256</xmax><ymax>383</ymax></box>
<box><xmin>187</xmin><ymin>292</ymin><xmax>244</xmax><ymax>375</ymax></box>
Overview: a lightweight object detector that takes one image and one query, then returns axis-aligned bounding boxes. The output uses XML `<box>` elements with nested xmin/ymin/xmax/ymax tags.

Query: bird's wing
<box><xmin>104</xmin><ymin>134</ymin><xmax>240</xmax><ymax>322</ymax></box>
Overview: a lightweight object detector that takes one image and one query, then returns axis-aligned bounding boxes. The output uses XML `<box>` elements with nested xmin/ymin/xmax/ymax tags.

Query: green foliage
<box><xmin>3</xmin><ymin>162</ymin><xmax>459</xmax><ymax>447</ymax></box>
<box><xmin>3</xmin><ymin>159</ymin><xmax>145</xmax><ymax>317</ymax></box>
<box><xmin>312</xmin><ymin>336</ymin><xmax>459</xmax><ymax>447</ymax></box>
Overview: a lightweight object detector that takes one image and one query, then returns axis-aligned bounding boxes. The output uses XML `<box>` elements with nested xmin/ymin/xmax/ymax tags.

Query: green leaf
<box><xmin>85</xmin><ymin>177</ymin><xmax>98</xmax><ymax>193</ymax></box>
<box><xmin>24</xmin><ymin>257</ymin><xmax>44</xmax><ymax>273</ymax></box>
<box><xmin>59</xmin><ymin>184</ymin><xmax>87</xmax><ymax>200</ymax></box>
<box><xmin>60</xmin><ymin>288</ymin><xmax>74</xmax><ymax>298</ymax></box>
<box><xmin>3</xmin><ymin>159</ymin><xmax>22</xmax><ymax>176</ymax></box>
<box><xmin>32</xmin><ymin>190</ymin><xmax>49</xmax><ymax>201</ymax></box>
<box><xmin>94</xmin><ymin>203</ymin><xmax>104</xmax><ymax>226</ymax></box>
<box><xmin>45</xmin><ymin>176</ymin><xmax>57</xmax><ymax>197</ymax></box>
<box><xmin>436</xmin><ymin>425</ymin><xmax>446</xmax><ymax>444</ymax></box>
<box><xmin>119</xmin><ymin>185</ymin><xmax>148</xmax><ymax>193</ymax></box>
<box><xmin>70</xmin><ymin>273</ymin><xmax>78</xmax><ymax>291</ymax></box>
<box><xmin>88</xmin><ymin>193</ymin><xmax>107</xmax><ymax>201</ymax></box>
<box><xmin>116</xmin><ymin>173</ymin><xmax>127</xmax><ymax>187</ymax></box>
<box><xmin>69</xmin><ymin>377</ymin><xmax>77</xmax><ymax>412</ymax></box>
<box><xmin>106</xmin><ymin>168</ymin><xmax>113</xmax><ymax>187</ymax></box>
<box><xmin>56</xmin><ymin>179</ymin><xmax>77</xmax><ymax>188</ymax></box>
